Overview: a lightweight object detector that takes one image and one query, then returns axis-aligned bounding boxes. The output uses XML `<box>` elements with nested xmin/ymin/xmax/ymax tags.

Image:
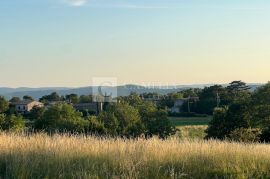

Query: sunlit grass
<box><xmin>0</xmin><ymin>133</ymin><xmax>269</xmax><ymax>178</ymax></box>
<box><xmin>178</xmin><ymin>125</ymin><xmax>207</xmax><ymax>140</ymax></box>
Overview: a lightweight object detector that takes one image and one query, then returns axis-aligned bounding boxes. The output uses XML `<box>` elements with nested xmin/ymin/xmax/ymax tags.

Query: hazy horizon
<box><xmin>0</xmin><ymin>82</ymin><xmax>265</xmax><ymax>89</ymax></box>
<box><xmin>1</xmin><ymin>0</ymin><xmax>270</xmax><ymax>87</ymax></box>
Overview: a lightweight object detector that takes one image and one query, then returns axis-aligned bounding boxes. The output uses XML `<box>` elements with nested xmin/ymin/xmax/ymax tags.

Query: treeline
<box><xmin>2</xmin><ymin>80</ymin><xmax>270</xmax><ymax>142</ymax></box>
<box><xmin>153</xmin><ymin>80</ymin><xmax>270</xmax><ymax>142</ymax></box>
<box><xmin>9</xmin><ymin>93</ymin><xmax>94</xmax><ymax>104</ymax></box>
<box><xmin>7</xmin><ymin>80</ymin><xmax>252</xmax><ymax>117</ymax></box>
<box><xmin>157</xmin><ymin>81</ymin><xmax>251</xmax><ymax>115</ymax></box>
<box><xmin>0</xmin><ymin>94</ymin><xmax>176</xmax><ymax>139</ymax></box>
<box><xmin>205</xmin><ymin>82</ymin><xmax>270</xmax><ymax>142</ymax></box>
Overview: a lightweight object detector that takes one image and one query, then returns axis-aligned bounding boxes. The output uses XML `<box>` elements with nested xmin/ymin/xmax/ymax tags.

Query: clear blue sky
<box><xmin>1</xmin><ymin>0</ymin><xmax>270</xmax><ymax>87</ymax></box>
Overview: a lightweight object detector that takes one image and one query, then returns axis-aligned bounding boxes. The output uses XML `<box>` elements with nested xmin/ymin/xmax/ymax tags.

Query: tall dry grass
<box><xmin>178</xmin><ymin>125</ymin><xmax>207</xmax><ymax>139</ymax></box>
<box><xmin>0</xmin><ymin>133</ymin><xmax>269</xmax><ymax>178</ymax></box>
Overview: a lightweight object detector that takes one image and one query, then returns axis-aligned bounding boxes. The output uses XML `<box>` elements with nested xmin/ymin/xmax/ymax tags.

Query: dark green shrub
<box><xmin>34</xmin><ymin>103</ymin><xmax>86</xmax><ymax>133</ymax></box>
<box><xmin>98</xmin><ymin>103</ymin><xmax>144</xmax><ymax>138</ymax></box>
<box><xmin>85</xmin><ymin>116</ymin><xmax>106</xmax><ymax>135</ymax></box>
<box><xmin>0</xmin><ymin>114</ymin><xmax>25</xmax><ymax>132</ymax></box>
<box><xmin>260</xmin><ymin>126</ymin><xmax>270</xmax><ymax>142</ymax></box>
<box><xmin>205</xmin><ymin>107</ymin><xmax>228</xmax><ymax>139</ymax></box>
<box><xmin>0</xmin><ymin>96</ymin><xmax>9</xmax><ymax>113</ymax></box>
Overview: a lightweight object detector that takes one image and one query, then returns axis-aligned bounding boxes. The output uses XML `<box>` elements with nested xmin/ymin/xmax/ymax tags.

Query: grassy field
<box><xmin>178</xmin><ymin>125</ymin><xmax>207</xmax><ymax>140</ymax></box>
<box><xmin>0</xmin><ymin>133</ymin><xmax>270</xmax><ymax>178</ymax></box>
<box><xmin>169</xmin><ymin>116</ymin><xmax>212</xmax><ymax>126</ymax></box>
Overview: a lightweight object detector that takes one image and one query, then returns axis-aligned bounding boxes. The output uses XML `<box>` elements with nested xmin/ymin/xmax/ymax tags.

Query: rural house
<box><xmin>11</xmin><ymin>100</ymin><xmax>44</xmax><ymax>114</ymax></box>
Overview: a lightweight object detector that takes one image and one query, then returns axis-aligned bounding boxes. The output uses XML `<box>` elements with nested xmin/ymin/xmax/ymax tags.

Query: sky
<box><xmin>0</xmin><ymin>0</ymin><xmax>270</xmax><ymax>87</ymax></box>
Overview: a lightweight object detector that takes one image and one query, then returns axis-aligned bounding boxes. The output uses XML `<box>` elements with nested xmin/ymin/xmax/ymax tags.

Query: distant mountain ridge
<box><xmin>0</xmin><ymin>83</ymin><xmax>263</xmax><ymax>100</ymax></box>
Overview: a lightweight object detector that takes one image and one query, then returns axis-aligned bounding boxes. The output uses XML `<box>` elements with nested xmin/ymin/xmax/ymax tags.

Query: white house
<box><xmin>11</xmin><ymin>101</ymin><xmax>44</xmax><ymax>114</ymax></box>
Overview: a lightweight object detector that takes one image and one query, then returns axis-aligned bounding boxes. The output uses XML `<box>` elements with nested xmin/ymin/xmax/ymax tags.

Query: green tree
<box><xmin>39</xmin><ymin>92</ymin><xmax>61</xmax><ymax>103</ymax></box>
<box><xmin>181</xmin><ymin>88</ymin><xmax>200</xmax><ymax>98</ymax></box>
<box><xmin>137</xmin><ymin>102</ymin><xmax>176</xmax><ymax>139</ymax></box>
<box><xmin>0</xmin><ymin>114</ymin><xmax>25</xmax><ymax>132</ymax></box>
<box><xmin>226</xmin><ymin>100</ymin><xmax>253</xmax><ymax>128</ymax></box>
<box><xmin>79</xmin><ymin>95</ymin><xmax>93</xmax><ymax>103</ymax></box>
<box><xmin>0</xmin><ymin>96</ymin><xmax>9</xmax><ymax>113</ymax></box>
<box><xmin>118</xmin><ymin>92</ymin><xmax>143</xmax><ymax>107</ymax></box>
<box><xmin>85</xmin><ymin>116</ymin><xmax>106</xmax><ymax>135</ymax></box>
<box><xmin>0</xmin><ymin>114</ymin><xmax>5</xmax><ymax>127</ymax></box>
<box><xmin>252</xmin><ymin>82</ymin><xmax>270</xmax><ymax>105</ymax></box>
<box><xmin>251</xmin><ymin>83</ymin><xmax>270</xmax><ymax>141</ymax></box>
<box><xmin>140</xmin><ymin>92</ymin><xmax>160</xmax><ymax>99</ymax></box>
<box><xmin>206</xmin><ymin>99</ymin><xmax>253</xmax><ymax>139</ymax></box>
<box><xmin>98</xmin><ymin>112</ymin><xmax>119</xmax><ymax>136</ymax></box>
<box><xmin>194</xmin><ymin>85</ymin><xmax>229</xmax><ymax>115</ymax></box>
<box><xmin>120</xmin><ymin>94</ymin><xmax>177</xmax><ymax>138</ymax></box>
<box><xmin>98</xmin><ymin>103</ymin><xmax>144</xmax><ymax>138</ymax></box>
<box><xmin>27</xmin><ymin>106</ymin><xmax>45</xmax><ymax>121</ymax></box>
<box><xmin>23</xmin><ymin>95</ymin><xmax>34</xmax><ymax>101</ymax></box>
<box><xmin>35</xmin><ymin>103</ymin><xmax>86</xmax><ymax>133</ymax></box>
<box><xmin>158</xmin><ymin>92</ymin><xmax>183</xmax><ymax>109</ymax></box>
<box><xmin>226</xmin><ymin>81</ymin><xmax>251</xmax><ymax>101</ymax></box>
<box><xmin>227</xmin><ymin>80</ymin><xmax>251</xmax><ymax>95</ymax></box>
<box><xmin>205</xmin><ymin>107</ymin><xmax>228</xmax><ymax>139</ymax></box>
<box><xmin>66</xmin><ymin>94</ymin><xmax>79</xmax><ymax>104</ymax></box>
<box><xmin>205</xmin><ymin>83</ymin><xmax>270</xmax><ymax>141</ymax></box>
<box><xmin>9</xmin><ymin>97</ymin><xmax>21</xmax><ymax>103</ymax></box>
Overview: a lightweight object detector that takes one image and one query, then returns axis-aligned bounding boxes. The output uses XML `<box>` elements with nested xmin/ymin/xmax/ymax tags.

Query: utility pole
<box><xmin>216</xmin><ymin>92</ymin><xmax>220</xmax><ymax>107</ymax></box>
<box><xmin>188</xmin><ymin>96</ymin><xmax>191</xmax><ymax>113</ymax></box>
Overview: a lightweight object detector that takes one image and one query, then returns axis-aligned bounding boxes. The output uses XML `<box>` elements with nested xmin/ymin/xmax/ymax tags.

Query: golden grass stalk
<box><xmin>0</xmin><ymin>133</ymin><xmax>269</xmax><ymax>178</ymax></box>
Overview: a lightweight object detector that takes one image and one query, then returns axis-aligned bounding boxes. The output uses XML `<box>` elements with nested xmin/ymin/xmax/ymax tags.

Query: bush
<box><xmin>228</xmin><ymin>128</ymin><xmax>262</xmax><ymax>143</ymax></box>
<box><xmin>140</xmin><ymin>104</ymin><xmax>177</xmax><ymax>138</ymax></box>
<box><xmin>98</xmin><ymin>103</ymin><xmax>144</xmax><ymax>138</ymax></box>
<box><xmin>0</xmin><ymin>96</ymin><xmax>9</xmax><ymax>113</ymax></box>
<box><xmin>34</xmin><ymin>103</ymin><xmax>86</xmax><ymax>133</ymax></box>
<box><xmin>206</xmin><ymin>100</ymin><xmax>253</xmax><ymax>140</ymax></box>
<box><xmin>205</xmin><ymin>107</ymin><xmax>228</xmax><ymax>139</ymax></box>
<box><xmin>259</xmin><ymin>126</ymin><xmax>270</xmax><ymax>142</ymax></box>
<box><xmin>98</xmin><ymin>112</ymin><xmax>119</xmax><ymax>136</ymax></box>
<box><xmin>0</xmin><ymin>114</ymin><xmax>25</xmax><ymax>132</ymax></box>
<box><xmin>85</xmin><ymin>116</ymin><xmax>106</xmax><ymax>135</ymax></box>
<box><xmin>25</xmin><ymin>106</ymin><xmax>45</xmax><ymax>121</ymax></box>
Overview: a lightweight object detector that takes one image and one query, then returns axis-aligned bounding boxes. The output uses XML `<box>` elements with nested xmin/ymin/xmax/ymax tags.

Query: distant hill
<box><xmin>0</xmin><ymin>84</ymin><xmax>263</xmax><ymax>100</ymax></box>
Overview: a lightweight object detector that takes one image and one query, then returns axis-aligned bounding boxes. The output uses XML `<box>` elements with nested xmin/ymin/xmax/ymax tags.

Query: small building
<box><xmin>73</xmin><ymin>102</ymin><xmax>103</xmax><ymax>115</ymax></box>
<box><xmin>170</xmin><ymin>99</ymin><xmax>186</xmax><ymax>113</ymax></box>
<box><xmin>11</xmin><ymin>101</ymin><xmax>44</xmax><ymax>114</ymax></box>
